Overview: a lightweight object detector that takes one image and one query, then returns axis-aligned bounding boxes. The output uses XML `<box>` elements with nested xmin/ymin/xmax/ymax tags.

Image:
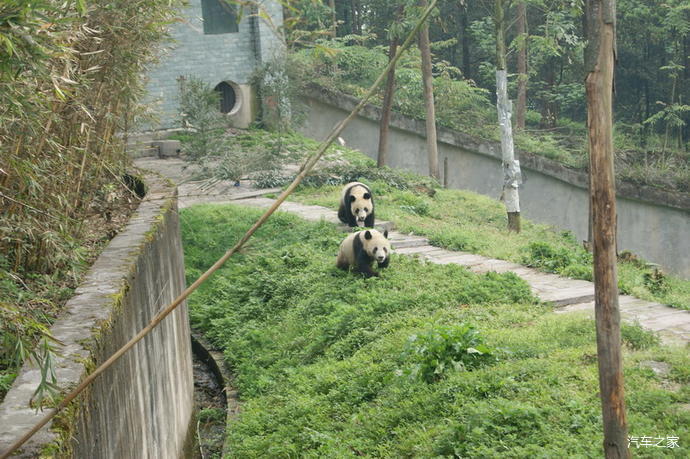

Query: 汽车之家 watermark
<box><xmin>628</xmin><ymin>436</ymin><xmax>679</xmax><ymax>449</ymax></box>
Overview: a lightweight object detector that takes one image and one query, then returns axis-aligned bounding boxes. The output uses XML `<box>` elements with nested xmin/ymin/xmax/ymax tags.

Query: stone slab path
<box><xmin>135</xmin><ymin>158</ymin><xmax>690</xmax><ymax>347</ymax></box>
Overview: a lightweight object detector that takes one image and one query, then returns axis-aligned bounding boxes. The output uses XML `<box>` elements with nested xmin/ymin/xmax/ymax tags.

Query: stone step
<box><xmin>390</xmin><ymin>237</ymin><xmax>429</xmax><ymax>249</ymax></box>
<box><xmin>538</xmin><ymin>287</ymin><xmax>596</xmax><ymax>307</ymax></box>
<box><xmin>426</xmin><ymin>252</ymin><xmax>487</xmax><ymax>266</ymax></box>
<box><xmin>394</xmin><ymin>245</ymin><xmax>439</xmax><ymax>255</ymax></box>
<box><xmin>466</xmin><ymin>260</ymin><xmax>525</xmax><ymax>274</ymax></box>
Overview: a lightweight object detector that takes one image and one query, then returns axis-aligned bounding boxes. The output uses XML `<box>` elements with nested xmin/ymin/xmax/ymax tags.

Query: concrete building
<box><xmin>144</xmin><ymin>0</ymin><xmax>284</xmax><ymax>129</ymax></box>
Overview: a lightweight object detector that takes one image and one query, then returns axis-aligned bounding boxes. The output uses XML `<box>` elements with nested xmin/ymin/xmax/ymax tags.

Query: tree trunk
<box><xmin>516</xmin><ymin>1</ymin><xmax>528</xmax><ymax>131</ymax></box>
<box><xmin>495</xmin><ymin>0</ymin><xmax>521</xmax><ymax>232</ymax></box>
<box><xmin>418</xmin><ymin>0</ymin><xmax>440</xmax><ymax>180</ymax></box>
<box><xmin>329</xmin><ymin>0</ymin><xmax>337</xmax><ymax>38</ymax></box>
<box><xmin>350</xmin><ymin>0</ymin><xmax>361</xmax><ymax>35</ymax></box>
<box><xmin>461</xmin><ymin>4</ymin><xmax>471</xmax><ymax>79</ymax></box>
<box><xmin>584</xmin><ymin>1</ymin><xmax>630</xmax><ymax>457</ymax></box>
<box><xmin>377</xmin><ymin>35</ymin><xmax>400</xmax><ymax>167</ymax></box>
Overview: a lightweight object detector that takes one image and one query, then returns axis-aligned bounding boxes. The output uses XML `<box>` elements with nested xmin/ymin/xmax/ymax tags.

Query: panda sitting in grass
<box><xmin>336</xmin><ymin>229</ymin><xmax>391</xmax><ymax>278</ymax></box>
<box><xmin>338</xmin><ymin>182</ymin><xmax>375</xmax><ymax>228</ymax></box>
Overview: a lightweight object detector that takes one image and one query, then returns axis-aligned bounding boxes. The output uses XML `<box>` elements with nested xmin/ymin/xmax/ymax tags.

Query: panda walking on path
<box><xmin>336</xmin><ymin>229</ymin><xmax>391</xmax><ymax>278</ymax></box>
<box><xmin>338</xmin><ymin>182</ymin><xmax>375</xmax><ymax>228</ymax></box>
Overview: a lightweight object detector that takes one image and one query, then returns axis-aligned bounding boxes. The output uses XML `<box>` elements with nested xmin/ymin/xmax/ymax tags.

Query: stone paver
<box><xmin>136</xmin><ymin>157</ymin><xmax>690</xmax><ymax>346</ymax></box>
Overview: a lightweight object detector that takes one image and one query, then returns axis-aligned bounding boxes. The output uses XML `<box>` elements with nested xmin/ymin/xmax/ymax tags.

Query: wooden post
<box><xmin>495</xmin><ymin>0</ymin><xmax>521</xmax><ymax>232</ymax></box>
<box><xmin>443</xmin><ymin>157</ymin><xmax>448</xmax><ymax>188</ymax></box>
<box><xmin>585</xmin><ymin>0</ymin><xmax>630</xmax><ymax>457</ymax></box>
<box><xmin>418</xmin><ymin>0</ymin><xmax>440</xmax><ymax>180</ymax></box>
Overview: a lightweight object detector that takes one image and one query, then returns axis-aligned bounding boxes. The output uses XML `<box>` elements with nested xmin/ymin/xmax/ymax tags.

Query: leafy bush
<box><xmin>399</xmin><ymin>324</ymin><xmax>496</xmax><ymax>383</ymax></box>
<box><xmin>522</xmin><ymin>241</ymin><xmax>593</xmax><ymax>280</ymax></box>
<box><xmin>177</xmin><ymin>76</ymin><xmax>229</xmax><ymax>160</ymax></box>
<box><xmin>300</xmin><ymin>163</ymin><xmax>439</xmax><ymax>191</ymax></box>
<box><xmin>621</xmin><ymin>323</ymin><xmax>660</xmax><ymax>350</ymax></box>
<box><xmin>252</xmin><ymin>169</ymin><xmax>291</xmax><ymax>189</ymax></box>
<box><xmin>643</xmin><ymin>267</ymin><xmax>669</xmax><ymax>294</ymax></box>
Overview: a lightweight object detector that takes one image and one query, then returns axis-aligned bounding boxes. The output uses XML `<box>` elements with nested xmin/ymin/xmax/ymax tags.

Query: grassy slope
<box><xmin>286</xmin><ymin>150</ymin><xmax>690</xmax><ymax>310</ymax></box>
<box><xmin>181</xmin><ymin>204</ymin><xmax>689</xmax><ymax>458</ymax></box>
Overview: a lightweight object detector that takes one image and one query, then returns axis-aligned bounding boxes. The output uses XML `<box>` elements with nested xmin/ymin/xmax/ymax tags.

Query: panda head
<box><xmin>362</xmin><ymin>229</ymin><xmax>390</xmax><ymax>264</ymax></box>
<box><xmin>349</xmin><ymin>184</ymin><xmax>372</xmax><ymax>227</ymax></box>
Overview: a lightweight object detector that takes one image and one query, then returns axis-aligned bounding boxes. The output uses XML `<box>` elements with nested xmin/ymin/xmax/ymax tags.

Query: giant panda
<box><xmin>336</xmin><ymin>229</ymin><xmax>391</xmax><ymax>278</ymax></box>
<box><xmin>338</xmin><ymin>182</ymin><xmax>375</xmax><ymax>228</ymax></box>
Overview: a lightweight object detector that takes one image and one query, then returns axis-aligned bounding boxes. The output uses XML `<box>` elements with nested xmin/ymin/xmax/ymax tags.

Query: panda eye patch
<box><xmin>355</xmin><ymin>208</ymin><xmax>360</xmax><ymax>213</ymax></box>
<box><xmin>373</xmin><ymin>247</ymin><xmax>378</xmax><ymax>252</ymax></box>
<box><xmin>364</xmin><ymin>207</ymin><xmax>368</xmax><ymax>212</ymax></box>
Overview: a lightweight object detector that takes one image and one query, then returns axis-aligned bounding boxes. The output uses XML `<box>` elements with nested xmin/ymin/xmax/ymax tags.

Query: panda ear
<box><xmin>363</xmin><ymin>192</ymin><xmax>371</xmax><ymax>200</ymax></box>
<box><xmin>383</xmin><ymin>230</ymin><xmax>388</xmax><ymax>238</ymax></box>
<box><xmin>350</xmin><ymin>195</ymin><xmax>356</xmax><ymax>202</ymax></box>
<box><xmin>364</xmin><ymin>230</ymin><xmax>372</xmax><ymax>240</ymax></box>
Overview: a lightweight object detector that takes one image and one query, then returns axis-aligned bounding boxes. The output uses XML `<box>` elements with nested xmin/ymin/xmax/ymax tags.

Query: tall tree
<box><xmin>329</xmin><ymin>0</ymin><xmax>337</xmax><ymax>38</ymax></box>
<box><xmin>515</xmin><ymin>1</ymin><xmax>528</xmax><ymax>130</ymax></box>
<box><xmin>584</xmin><ymin>0</ymin><xmax>630</xmax><ymax>457</ymax></box>
<box><xmin>495</xmin><ymin>0</ymin><xmax>522</xmax><ymax>232</ymax></box>
<box><xmin>418</xmin><ymin>0</ymin><xmax>440</xmax><ymax>180</ymax></box>
<box><xmin>377</xmin><ymin>5</ymin><xmax>404</xmax><ymax>167</ymax></box>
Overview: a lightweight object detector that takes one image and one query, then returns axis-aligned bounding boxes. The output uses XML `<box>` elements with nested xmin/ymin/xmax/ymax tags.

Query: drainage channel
<box><xmin>189</xmin><ymin>333</ymin><xmax>238</xmax><ymax>458</ymax></box>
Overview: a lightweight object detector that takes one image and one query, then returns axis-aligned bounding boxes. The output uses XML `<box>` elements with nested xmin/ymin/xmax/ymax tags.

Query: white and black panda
<box><xmin>338</xmin><ymin>182</ymin><xmax>375</xmax><ymax>228</ymax></box>
<box><xmin>336</xmin><ymin>229</ymin><xmax>391</xmax><ymax>278</ymax></box>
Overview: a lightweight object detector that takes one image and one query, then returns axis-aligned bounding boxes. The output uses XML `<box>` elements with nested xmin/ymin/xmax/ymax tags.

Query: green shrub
<box><xmin>621</xmin><ymin>323</ymin><xmax>660</xmax><ymax>350</ymax></box>
<box><xmin>399</xmin><ymin>324</ymin><xmax>497</xmax><ymax>383</ymax></box>
<box><xmin>643</xmin><ymin>267</ymin><xmax>669</xmax><ymax>294</ymax></box>
<box><xmin>522</xmin><ymin>241</ymin><xmax>592</xmax><ymax>279</ymax></box>
<box><xmin>177</xmin><ymin>76</ymin><xmax>229</xmax><ymax>160</ymax></box>
<box><xmin>197</xmin><ymin>407</ymin><xmax>225</xmax><ymax>423</ymax></box>
<box><xmin>300</xmin><ymin>163</ymin><xmax>438</xmax><ymax>191</ymax></box>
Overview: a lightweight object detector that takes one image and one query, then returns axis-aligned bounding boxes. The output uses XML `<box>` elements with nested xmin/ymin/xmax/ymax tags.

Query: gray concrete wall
<box><xmin>0</xmin><ymin>177</ymin><xmax>194</xmax><ymax>458</ymax></box>
<box><xmin>299</xmin><ymin>87</ymin><xmax>690</xmax><ymax>279</ymax></box>
<box><xmin>144</xmin><ymin>0</ymin><xmax>283</xmax><ymax>129</ymax></box>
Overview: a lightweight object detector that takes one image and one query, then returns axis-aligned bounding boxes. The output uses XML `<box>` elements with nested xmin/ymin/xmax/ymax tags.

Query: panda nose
<box><xmin>377</xmin><ymin>255</ymin><xmax>386</xmax><ymax>262</ymax></box>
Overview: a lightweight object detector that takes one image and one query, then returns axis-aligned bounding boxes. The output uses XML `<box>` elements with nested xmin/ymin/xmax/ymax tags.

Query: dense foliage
<box><xmin>182</xmin><ymin>204</ymin><xmax>689</xmax><ymax>457</ymax></box>
<box><xmin>280</xmin><ymin>0</ymin><xmax>690</xmax><ymax>191</ymax></box>
<box><xmin>0</xmin><ymin>0</ymin><xmax>181</xmax><ymax>400</ymax></box>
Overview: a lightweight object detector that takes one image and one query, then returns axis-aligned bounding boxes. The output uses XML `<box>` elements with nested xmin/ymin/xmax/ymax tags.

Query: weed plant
<box><xmin>181</xmin><ymin>204</ymin><xmax>689</xmax><ymax>457</ymax></box>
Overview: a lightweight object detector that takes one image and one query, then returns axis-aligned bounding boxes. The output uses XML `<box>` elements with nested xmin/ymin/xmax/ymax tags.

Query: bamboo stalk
<box><xmin>0</xmin><ymin>2</ymin><xmax>439</xmax><ymax>457</ymax></box>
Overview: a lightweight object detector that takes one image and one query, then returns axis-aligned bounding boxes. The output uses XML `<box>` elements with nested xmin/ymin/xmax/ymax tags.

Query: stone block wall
<box><xmin>144</xmin><ymin>0</ymin><xmax>283</xmax><ymax>129</ymax></box>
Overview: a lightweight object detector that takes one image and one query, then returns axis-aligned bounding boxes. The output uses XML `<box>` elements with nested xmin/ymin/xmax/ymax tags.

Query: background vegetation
<box><xmin>277</xmin><ymin>0</ymin><xmax>690</xmax><ymax>192</ymax></box>
<box><xmin>181</xmin><ymin>204</ymin><xmax>689</xmax><ymax>457</ymax></box>
<box><xmin>0</xmin><ymin>0</ymin><xmax>181</xmax><ymax>401</ymax></box>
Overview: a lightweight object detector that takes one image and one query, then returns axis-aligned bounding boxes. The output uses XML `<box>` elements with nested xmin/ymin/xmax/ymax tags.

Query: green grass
<box><xmin>286</xmin><ymin>149</ymin><xmax>690</xmax><ymax>310</ymax></box>
<box><xmin>181</xmin><ymin>204</ymin><xmax>689</xmax><ymax>458</ymax></box>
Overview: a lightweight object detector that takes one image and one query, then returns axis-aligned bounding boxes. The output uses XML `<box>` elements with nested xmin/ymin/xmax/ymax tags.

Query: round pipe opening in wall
<box><xmin>214</xmin><ymin>81</ymin><xmax>241</xmax><ymax>115</ymax></box>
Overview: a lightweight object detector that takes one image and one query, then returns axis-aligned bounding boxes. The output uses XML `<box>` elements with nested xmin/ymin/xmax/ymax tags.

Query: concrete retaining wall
<box><xmin>298</xmin><ymin>87</ymin><xmax>690</xmax><ymax>278</ymax></box>
<box><xmin>0</xmin><ymin>176</ymin><xmax>194</xmax><ymax>458</ymax></box>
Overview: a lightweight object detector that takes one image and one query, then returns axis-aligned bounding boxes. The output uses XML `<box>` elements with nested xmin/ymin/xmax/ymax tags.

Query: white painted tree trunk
<box><xmin>495</xmin><ymin>69</ymin><xmax>521</xmax><ymax>226</ymax></box>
